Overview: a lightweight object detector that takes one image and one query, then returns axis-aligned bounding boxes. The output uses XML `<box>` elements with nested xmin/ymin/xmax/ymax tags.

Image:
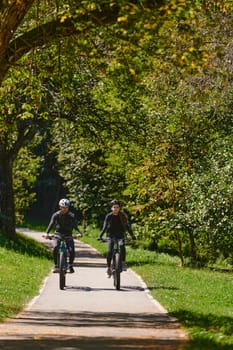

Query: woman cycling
<box><xmin>98</xmin><ymin>199</ymin><xmax>136</xmax><ymax>277</ymax></box>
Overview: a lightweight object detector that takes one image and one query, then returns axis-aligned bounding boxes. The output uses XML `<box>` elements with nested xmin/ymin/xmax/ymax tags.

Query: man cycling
<box><xmin>98</xmin><ymin>199</ymin><xmax>136</xmax><ymax>277</ymax></box>
<box><xmin>44</xmin><ymin>198</ymin><xmax>81</xmax><ymax>273</ymax></box>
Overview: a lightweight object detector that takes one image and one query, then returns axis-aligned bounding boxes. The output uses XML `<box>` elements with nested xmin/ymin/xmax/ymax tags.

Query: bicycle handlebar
<box><xmin>43</xmin><ymin>232</ymin><xmax>82</xmax><ymax>240</ymax></box>
<box><xmin>98</xmin><ymin>237</ymin><xmax>133</xmax><ymax>243</ymax></box>
<box><xmin>42</xmin><ymin>233</ymin><xmax>67</xmax><ymax>240</ymax></box>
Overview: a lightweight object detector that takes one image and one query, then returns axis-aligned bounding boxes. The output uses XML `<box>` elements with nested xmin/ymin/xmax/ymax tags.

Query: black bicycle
<box><xmin>100</xmin><ymin>237</ymin><xmax>130</xmax><ymax>290</ymax></box>
<box><xmin>43</xmin><ymin>233</ymin><xmax>70</xmax><ymax>290</ymax></box>
<box><xmin>112</xmin><ymin>238</ymin><xmax>124</xmax><ymax>290</ymax></box>
<box><xmin>57</xmin><ymin>235</ymin><xmax>69</xmax><ymax>290</ymax></box>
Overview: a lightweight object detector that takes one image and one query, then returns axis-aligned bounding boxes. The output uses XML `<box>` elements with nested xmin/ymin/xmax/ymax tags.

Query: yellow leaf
<box><xmin>60</xmin><ymin>15</ymin><xmax>67</xmax><ymax>23</ymax></box>
<box><xmin>117</xmin><ymin>16</ymin><xmax>128</xmax><ymax>22</ymax></box>
<box><xmin>129</xmin><ymin>68</ymin><xmax>135</xmax><ymax>75</ymax></box>
<box><xmin>87</xmin><ymin>3</ymin><xmax>97</xmax><ymax>11</ymax></box>
<box><xmin>188</xmin><ymin>47</ymin><xmax>195</xmax><ymax>52</ymax></box>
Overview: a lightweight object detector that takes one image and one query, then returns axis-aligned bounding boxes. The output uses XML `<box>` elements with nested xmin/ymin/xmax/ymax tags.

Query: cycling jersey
<box><xmin>99</xmin><ymin>211</ymin><xmax>134</xmax><ymax>239</ymax></box>
<box><xmin>46</xmin><ymin>210</ymin><xmax>80</xmax><ymax>236</ymax></box>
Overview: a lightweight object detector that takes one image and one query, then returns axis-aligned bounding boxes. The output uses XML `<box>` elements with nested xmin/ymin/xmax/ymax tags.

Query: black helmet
<box><xmin>110</xmin><ymin>199</ymin><xmax>120</xmax><ymax>206</ymax></box>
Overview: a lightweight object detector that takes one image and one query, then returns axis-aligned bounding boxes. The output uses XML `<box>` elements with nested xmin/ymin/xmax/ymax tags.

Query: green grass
<box><xmin>82</xmin><ymin>227</ymin><xmax>233</xmax><ymax>350</ymax></box>
<box><xmin>19</xmin><ymin>220</ymin><xmax>47</xmax><ymax>232</ymax></box>
<box><xmin>0</xmin><ymin>230</ymin><xmax>52</xmax><ymax>322</ymax></box>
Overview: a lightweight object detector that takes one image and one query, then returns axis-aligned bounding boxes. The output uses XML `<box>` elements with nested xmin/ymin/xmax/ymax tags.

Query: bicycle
<box><xmin>100</xmin><ymin>237</ymin><xmax>131</xmax><ymax>290</ymax></box>
<box><xmin>43</xmin><ymin>233</ymin><xmax>70</xmax><ymax>290</ymax></box>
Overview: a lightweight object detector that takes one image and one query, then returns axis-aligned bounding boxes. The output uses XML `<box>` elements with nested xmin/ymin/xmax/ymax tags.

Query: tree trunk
<box><xmin>0</xmin><ymin>151</ymin><xmax>16</xmax><ymax>237</ymax></box>
<box><xmin>188</xmin><ymin>229</ymin><xmax>197</xmax><ymax>265</ymax></box>
<box><xmin>177</xmin><ymin>233</ymin><xmax>184</xmax><ymax>267</ymax></box>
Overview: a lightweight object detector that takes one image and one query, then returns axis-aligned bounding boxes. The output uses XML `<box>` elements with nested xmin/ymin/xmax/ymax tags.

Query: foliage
<box><xmin>51</xmin><ymin>52</ymin><xmax>149</xmax><ymax>217</ymax></box>
<box><xmin>13</xmin><ymin>145</ymin><xmax>42</xmax><ymax>224</ymax></box>
<box><xmin>47</xmin><ymin>0</ymin><xmax>233</xmax><ymax>267</ymax></box>
<box><xmin>178</xmin><ymin>136</ymin><xmax>233</xmax><ymax>264</ymax></box>
<box><xmin>1</xmin><ymin>0</ymin><xmax>233</xmax><ymax>266</ymax></box>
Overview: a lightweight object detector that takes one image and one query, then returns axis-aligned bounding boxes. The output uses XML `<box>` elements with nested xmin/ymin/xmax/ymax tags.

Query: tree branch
<box><xmin>0</xmin><ymin>0</ymin><xmax>34</xmax><ymax>58</ymax></box>
<box><xmin>9</xmin><ymin>122</ymin><xmax>38</xmax><ymax>162</ymax></box>
<box><xmin>0</xmin><ymin>17</ymin><xmax>76</xmax><ymax>81</ymax></box>
<box><xmin>7</xmin><ymin>17</ymin><xmax>78</xmax><ymax>64</ymax></box>
<box><xmin>0</xmin><ymin>3</ymin><xmax>119</xmax><ymax>83</ymax></box>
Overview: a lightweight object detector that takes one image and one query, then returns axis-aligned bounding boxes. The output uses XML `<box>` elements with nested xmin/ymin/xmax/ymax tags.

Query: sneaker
<box><xmin>52</xmin><ymin>266</ymin><xmax>59</xmax><ymax>273</ymax></box>
<box><xmin>122</xmin><ymin>262</ymin><xmax>128</xmax><ymax>271</ymax></box>
<box><xmin>106</xmin><ymin>267</ymin><xmax>112</xmax><ymax>277</ymax></box>
<box><xmin>69</xmin><ymin>266</ymin><xmax>75</xmax><ymax>273</ymax></box>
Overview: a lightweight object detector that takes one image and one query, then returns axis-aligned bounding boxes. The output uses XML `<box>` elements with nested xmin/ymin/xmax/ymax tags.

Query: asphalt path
<box><xmin>0</xmin><ymin>228</ymin><xmax>188</xmax><ymax>350</ymax></box>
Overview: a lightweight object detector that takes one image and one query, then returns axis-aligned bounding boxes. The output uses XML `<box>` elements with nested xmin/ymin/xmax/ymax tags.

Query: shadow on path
<box><xmin>0</xmin><ymin>310</ymin><xmax>188</xmax><ymax>350</ymax></box>
<box><xmin>63</xmin><ymin>285</ymin><xmax>146</xmax><ymax>292</ymax></box>
<box><xmin>0</xmin><ymin>337</ymin><xmax>186</xmax><ymax>350</ymax></box>
<box><xmin>10</xmin><ymin>310</ymin><xmax>181</xmax><ymax>328</ymax></box>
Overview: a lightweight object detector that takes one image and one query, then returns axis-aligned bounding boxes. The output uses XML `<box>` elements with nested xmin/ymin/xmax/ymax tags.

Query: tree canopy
<box><xmin>0</xmin><ymin>1</ymin><xmax>233</xmax><ymax>267</ymax></box>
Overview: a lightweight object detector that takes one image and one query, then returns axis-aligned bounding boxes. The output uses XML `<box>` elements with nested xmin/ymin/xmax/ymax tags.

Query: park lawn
<box><xmin>82</xmin><ymin>232</ymin><xmax>233</xmax><ymax>350</ymax></box>
<box><xmin>133</xmin><ymin>257</ymin><xmax>233</xmax><ymax>350</ymax></box>
<box><xmin>0</xmin><ymin>230</ymin><xmax>52</xmax><ymax>321</ymax></box>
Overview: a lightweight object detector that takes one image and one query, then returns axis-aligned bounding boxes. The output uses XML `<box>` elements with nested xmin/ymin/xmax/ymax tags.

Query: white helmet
<box><xmin>59</xmin><ymin>198</ymin><xmax>70</xmax><ymax>207</ymax></box>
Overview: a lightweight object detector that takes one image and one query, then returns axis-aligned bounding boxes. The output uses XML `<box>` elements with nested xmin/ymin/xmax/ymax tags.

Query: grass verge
<box><xmin>82</xmin><ymin>227</ymin><xmax>233</xmax><ymax>350</ymax></box>
<box><xmin>0</xmin><ymin>230</ymin><xmax>52</xmax><ymax>322</ymax></box>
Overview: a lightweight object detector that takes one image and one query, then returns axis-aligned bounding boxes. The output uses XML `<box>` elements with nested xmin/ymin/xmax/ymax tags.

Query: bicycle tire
<box><xmin>113</xmin><ymin>252</ymin><xmax>121</xmax><ymax>290</ymax></box>
<box><xmin>59</xmin><ymin>251</ymin><xmax>66</xmax><ymax>290</ymax></box>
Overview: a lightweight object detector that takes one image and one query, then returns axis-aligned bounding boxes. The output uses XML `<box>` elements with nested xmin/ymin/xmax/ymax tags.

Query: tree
<box><xmin>0</xmin><ymin>65</ymin><xmax>46</xmax><ymax>235</ymax></box>
<box><xmin>46</xmin><ymin>1</ymin><xmax>233</xmax><ymax>266</ymax></box>
<box><xmin>1</xmin><ymin>0</ymin><xmax>232</xmax><ymax>248</ymax></box>
<box><xmin>0</xmin><ymin>0</ymin><xmax>159</xmax><ymax>236</ymax></box>
<box><xmin>52</xmin><ymin>57</ymin><xmax>149</xmax><ymax>220</ymax></box>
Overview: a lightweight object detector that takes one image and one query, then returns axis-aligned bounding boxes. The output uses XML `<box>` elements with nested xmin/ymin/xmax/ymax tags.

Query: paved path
<box><xmin>0</xmin><ymin>229</ymin><xmax>188</xmax><ymax>349</ymax></box>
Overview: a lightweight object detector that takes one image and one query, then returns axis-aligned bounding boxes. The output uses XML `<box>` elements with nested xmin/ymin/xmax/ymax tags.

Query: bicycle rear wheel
<box><xmin>113</xmin><ymin>252</ymin><xmax>121</xmax><ymax>290</ymax></box>
<box><xmin>59</xmin><ymin>251</ymin><xmax>66</xmax><ymax>290</ymax></box>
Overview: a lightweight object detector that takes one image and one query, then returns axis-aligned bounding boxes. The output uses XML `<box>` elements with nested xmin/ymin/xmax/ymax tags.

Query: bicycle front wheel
<box><xmin>113</xmin><ymin>252</ymin><xmax>121</xmax><ymax>290</ymax></box>
<box><xmin>59</xmin><ymin>251</ymin><xmax>66</xmax><ymax>290</ymax></box>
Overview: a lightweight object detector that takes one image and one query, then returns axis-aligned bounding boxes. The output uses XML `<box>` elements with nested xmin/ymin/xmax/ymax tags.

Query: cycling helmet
<box><xmin>59</xmin><ymin>198</ymin><xmax>70</xmax><ymax>207</ymax></box>
<box><xmin>111</xmin><ymin>199</ymin><xmax>120</xmax><ymax>206</ymax></box>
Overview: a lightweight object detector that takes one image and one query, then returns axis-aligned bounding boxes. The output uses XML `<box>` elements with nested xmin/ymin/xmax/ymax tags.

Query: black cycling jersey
<box><xmin>46</xmin><ymin>210</ymin><xmax>80</xmax><ymax>236</ymax></box>
<box><xmin>99</xmin><ymin>211</ymin><xmax>134</xmax><ymax>239</ymax></box>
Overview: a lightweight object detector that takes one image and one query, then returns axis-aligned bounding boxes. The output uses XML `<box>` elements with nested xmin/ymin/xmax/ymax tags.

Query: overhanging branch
<box><xmin>6</xmin><ymin>18</ymin><xmax>78</xmax><ymax>64</ymax></box>
<box><xmin>0</xmin><ymin>3</ymin><xmax>119</xmax><ymax>83</ymax></box>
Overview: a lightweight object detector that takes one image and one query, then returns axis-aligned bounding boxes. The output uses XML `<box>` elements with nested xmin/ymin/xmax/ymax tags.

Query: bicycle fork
<box><xmin>58</xmin><ymin>241</ymin><xmax>68</xmax><ymax>272</ymax></box>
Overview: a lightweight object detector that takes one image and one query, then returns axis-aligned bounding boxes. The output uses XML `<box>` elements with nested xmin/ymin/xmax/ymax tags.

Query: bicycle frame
<box><xmin>58</xmin><ymin>239</ymin><xmax>68</xmax><ymax>268</ymax></box>
<box><xmin>43</xmin><ymin>233</ymin><xmax>71</xmax><ymax>290</ymax></box>
<box><xmin>48</xmin><ymin>234</ymin><xmax>69</xmax><ymax>290</ymax></box>
<box><xmin>103</xmin><ymin>238</ymin><xmax>125</xmax><ymax>290</ymax></box>
<box><xmin>112</xmin><ymin>238</ymin><xmax>124</xmax><ymax>268</ymax></box>
<box><xmin>112</xmin><ymin>239</ymin><xmax>124</xmax><ymax>290</ymax></box>
<box><xmin>56</xmin><ymin>236</ymin><xmax>69</xmax><ymax>290</ymax></box>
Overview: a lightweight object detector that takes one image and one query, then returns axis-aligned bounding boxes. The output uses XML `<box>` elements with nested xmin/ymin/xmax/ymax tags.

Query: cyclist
<box><xmin>98</xmin><ymin>199</ymin><xmax>136</xmax><ymax>277</ymax></box>
<box><xmin>44</xmin><ymin>198</ymin><xmax>82</xmax><ymax>273</ymax></box>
